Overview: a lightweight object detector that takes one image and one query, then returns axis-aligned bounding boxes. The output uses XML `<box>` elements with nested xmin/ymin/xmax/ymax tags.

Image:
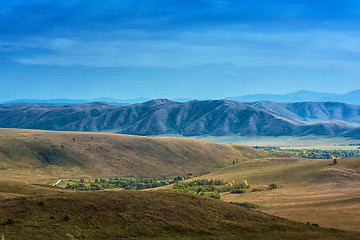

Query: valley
<box><xmin>194</xmin><ymin>135</ymin><xmax>360</xmax><ymax>148</ymax></box>
<box><xmin>3</xmin><ymin>0</ymin><xmax>360</xmax><ymax>238</ymax></box>
<box><xmin>0</xmin><ymin>128</ymin><xmax>359</xmax><ymax>239</ymax></box>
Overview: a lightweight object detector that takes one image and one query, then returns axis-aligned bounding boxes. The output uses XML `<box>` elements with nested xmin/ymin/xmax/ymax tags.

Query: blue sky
<box><xmin>1</xmin><ymin>0</ymin><xmax>360</xmax><ymax>101</ymax></box>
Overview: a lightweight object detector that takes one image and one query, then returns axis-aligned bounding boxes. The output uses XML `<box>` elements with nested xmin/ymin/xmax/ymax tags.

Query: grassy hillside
<box><xmin>0</xmin><ymin>181</ymin><xmax>358</xmax><ymax>240</ymax></box>
<box><xmin>0</xmin><ymin>128</ymin><xmax>268</xmax><ymax>184</ymax></box>
<box><xmin>0</xmin><ymin>131</ymin><xmax>91</xmax><ymax>184</ymax></box>
<box><xmin>201</xmin><ymin>157</ymin><xmax>360</xmax><ymax>232</ymax></box>
<box><xmin>1</xmin><ymin>128</ymin><xmax>359</xmax><ymax>237</ymax></box>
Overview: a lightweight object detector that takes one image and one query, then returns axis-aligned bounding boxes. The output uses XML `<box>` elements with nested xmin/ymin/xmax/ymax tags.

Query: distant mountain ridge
<box><xmin>247</xmin><ymin>101</ymin><xmax>360</xmax><ymax>125</ymax></box>
<box><xmin>226</xmin><ymin>90</ymin><xmax>360</xmax><ymax>105</ymax></box>
<box><xmin>0</xmin><ymin>99</ymin><xmax>359</xmax><ymax>138</ymax></box>
<box><xmin>3</xmin><ymin>90</ymin><xmax>359</xmax><ymax>105</ymax></box>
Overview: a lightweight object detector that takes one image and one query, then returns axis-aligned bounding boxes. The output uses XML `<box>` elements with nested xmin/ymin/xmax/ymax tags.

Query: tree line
<box><xmin>171</xmin><ymin>179</ymin><xmax>250</xmax><ymax>199</ymax></box>
<box><xmin>65</xmin><ymin>174</ymin><xmax>194</xmax><ymax>191</ymax></box>
<box><xmin>254</xmin><ymin>147</ymin><xmax>360</xmax><ymax>159</ymax></box>
<box><xmin>65</xmin><ymin>176</ymin><xmax>279</xmax><ymax>200</ymax></box>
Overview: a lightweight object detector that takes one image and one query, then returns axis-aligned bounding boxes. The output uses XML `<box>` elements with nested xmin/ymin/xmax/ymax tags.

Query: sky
<box><xmin>0</xmin><ymin>0</ymin><xmax>360</xmax><ymax>101</ymax></box>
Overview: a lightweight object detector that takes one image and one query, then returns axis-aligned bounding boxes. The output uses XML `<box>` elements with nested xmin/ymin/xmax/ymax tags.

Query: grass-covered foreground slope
<box><xmin>202</xmin><ymin>157</ymin><xmax>360</xmax><ymax>232</ymax></box>
<box><xmin>0</xmin><ymin>128</ymin><xmax>267</xmax><ymax>184</ymax></box>
<box><xmin>0</xmin><ymin>182</ymin><xmax>358</xmax><ymax>240</ymax></box>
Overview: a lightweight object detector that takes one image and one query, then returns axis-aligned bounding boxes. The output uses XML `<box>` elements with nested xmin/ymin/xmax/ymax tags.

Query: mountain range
<box><xmin>0</xmin><ymin>99</ymin><xmax>359</xmax><ymax>138</ymax></box>
<box><xmin>226</xmin><ymin>90</ymin><xmax>360</xmax><ymax>105</ymax></box>
<box><xmin>2</xmin><ymin>90</ymin><xmax>360</xmax><ymax>105</ymax></box>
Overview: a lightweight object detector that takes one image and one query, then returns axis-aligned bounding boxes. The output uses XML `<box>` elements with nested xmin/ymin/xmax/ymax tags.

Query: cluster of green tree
<box><xmin>230</xmin><ymin>189</ymin><xmax>247</xmax><ymax>194</ymax></box>
<box><xmin>65</xmin><ymin>173</ymin><xmax>194</xmax><ymax>191</ymax></box>
<box><xmin>170</xmin><ymin>179</ymin><xmax>249</xmax><ymax>199</ymax></box>
<box><xmin>0</xmin><ymin>166</ymin><xmax>7</xmax><ymax>170</ymax></box>
<box><xmin>251</xmin><ymin>183</ymin><xmax>280</xmax><ymax>192</ymax></box>
<box><xmin>267</xmin><ymin>183</ymin><xmax>280</xmax><ymax>190</ymax></box>
<box><xmin>254</xmin><ymin>146</ymin><xmax>360</xmax><ymax>159</ymax></box>
<box><xmin>65</xmin><ymin>178</ymin><xmax>115</xmax><ymax>191</ymax></box>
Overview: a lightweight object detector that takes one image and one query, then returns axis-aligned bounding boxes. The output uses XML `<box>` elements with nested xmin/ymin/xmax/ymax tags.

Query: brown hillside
<box><xmin>204</xmin><ymin>158</ymin><xmax>360</xmax><ymax>233</ymax></box>
<box><xmin>26</xmin><ymin>131</ymin><xmax>252</xmax><ymax>177</ymax></box>
<box><xmin>0</xmin><ymin>129</ymin><xmax>267</xmax><ymax>183</ymax></box>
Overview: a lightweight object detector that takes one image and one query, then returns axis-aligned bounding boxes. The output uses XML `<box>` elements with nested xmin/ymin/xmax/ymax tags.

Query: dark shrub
<box><xmin>230</xmin><ymin>189</ymin><xmax>247</xmax><ymax>194</ymax></box>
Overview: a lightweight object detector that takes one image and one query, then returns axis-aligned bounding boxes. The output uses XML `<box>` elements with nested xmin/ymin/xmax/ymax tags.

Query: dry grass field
<box><xmin>0</xmin><ymin>128</ymin><xmax>267</xmax><ymax>185</ymax></box>
<box><xmin>27</xmin><ymin>130</ymin><xmax>265</xmax><ymax>177</ymax></box>
<box><xmin>0</xmin><ymin>181</ymin><xmax>358</xmax><ymax>240</ymax></box>
<box><xmin>202</xmin><ymin>157</ymin><xmax>360</xmax><ymax>233</ymax></box>
<box><xmin>1</xmin><ymin>128</ymin><xmax>360</xmax><ymax>238</ymax></box>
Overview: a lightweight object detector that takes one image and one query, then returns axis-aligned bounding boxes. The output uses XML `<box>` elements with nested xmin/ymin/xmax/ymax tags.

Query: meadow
<box><xmin>2</xmin><ymin>182</ymin><xmax>358</xmax><ymax>240</ymax></box>
<box><xmin>0</xmin><ymin>129</ymin><xmax>360</xmax><ymax>239</ymax></box>
<box><xmin>201</xmin><ymin>158</ymin><xmax>360</xmax><ymax>232</ymax></box>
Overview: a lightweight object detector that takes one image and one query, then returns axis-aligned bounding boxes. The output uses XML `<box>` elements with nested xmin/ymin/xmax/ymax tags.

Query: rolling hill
<box><xmin>201</xmin><ymin>157</ymin><xmax>360</xmax><ymax>233</ymax></box>
<box><xmin>0</xmin><ymin>99</ymin><xmax>359</xmax><ymax>137</ymax></box>
<box><xmin>1</xmin><ymin>129</ymin><xmax>359</xmax><ymax>239</ymax></box>
<box><xmin>0</xmin><ymin>129</ymin><xmax>267</xmax><ymax>184</ymax></box>
<box><xmin>343</xmin><ymin>128</ymin><xmax>360</xmax><ymax>139</ymax></box>
<box><xmin>1</xmin><ymin>182</ymin><xmax>357</xmax><ymax>240</ymax></box>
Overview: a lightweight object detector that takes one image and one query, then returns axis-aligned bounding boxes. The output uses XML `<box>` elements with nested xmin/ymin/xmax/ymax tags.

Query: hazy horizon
<box><xmin>1</xmin><ymin>1</ymin><xmax>360</xmax><ymax>102</ymax></box>
<box><xmin>2</xmin><ymin>89</ymin><xmax>360</xmax><ymax>105</ymax></box>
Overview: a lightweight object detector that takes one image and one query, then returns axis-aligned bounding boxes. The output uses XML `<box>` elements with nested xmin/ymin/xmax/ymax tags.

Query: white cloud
<box><xmin>9</xmin><ymin>28</ymin><xmax>360</xmax><ymax>71</ymax></box>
